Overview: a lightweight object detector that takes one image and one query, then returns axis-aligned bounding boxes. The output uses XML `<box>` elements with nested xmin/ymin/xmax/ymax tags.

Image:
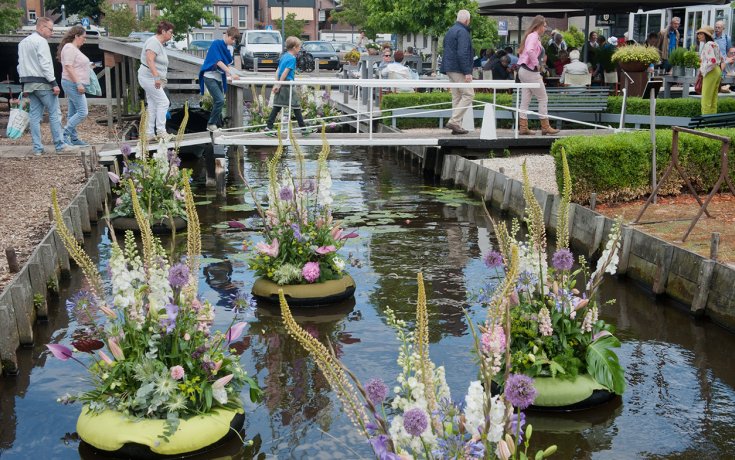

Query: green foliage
<box><xmin>586</xmin><ymin>334</ymin><xmax>626</xmax><ymax>394</ymax></box>
<box><xmin>611</xmin><ymin>44</ymin><xmax>660</xmax><ymax>65</ymax></box>
<box><xmin>283</xmin><ymin>12</ymin><xmax>306</xmax><ymax>39</ymax></box>
<box><xmin>151</xmin><ymin>0</ymin><xmax>217</xmax><ymax>41</ymax></box>
<box><xmin>561</xmin><ymin>26</ymin><xmax>585</xmax><ymax>49</ymax></box>
<box><xmin>332</xmin><ymin>0</ymin><xmax>369</xmax><ymax>32</ymax></box>
<box><xmin>0</xmin><ymin>0</ymin><xmax>22</xmax><ymax>34</ymax></box>
<box><xmin>100</xmin><ymin>1</ymin><xmax>137</xmax><ymax>37</ymax></box>
<box><xmin>551</xmin><ymin>128</ymin><xmax>735</xmax><ymax>203</ymax></box>
<box><xmin>33</xmin><ymin>293</ymin><xmax>44</xmax><ymax>310</ymax></box>
<box><xmin>46</xmin><ymin>0</ymin><xmax>100</xmax><ymax>21</ymax></box>
<box><xmin>471</xmin><ymin>15</ymin><xmax>499</xmax><ymax>52</ymax></box>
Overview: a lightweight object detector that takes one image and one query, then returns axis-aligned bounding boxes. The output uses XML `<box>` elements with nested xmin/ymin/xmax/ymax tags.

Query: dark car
<box><xmin>302</xmin><ymin>41</ymin><xmax>340</xmax><ymax>70</ymax></box>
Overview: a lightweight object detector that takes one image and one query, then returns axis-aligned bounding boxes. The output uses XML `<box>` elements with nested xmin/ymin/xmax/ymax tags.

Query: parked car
<box><xmin>189</xmin><ymin>40</ymin><xmax>213</xmax><ymax>51</ymax></box>
<box><xmin>302</xmin><ymin>41</ymin><xmax>340</xmax><ymax>70</ymax></box>
<box><xmin>330</xmin><ymin>41</ymin><xmax>357</xmax><ymax>63</ymax></box>
<box><xmin>240</xmin><ymin>30</ymin><xmax>282</xmax><ymax>70</ymax></box>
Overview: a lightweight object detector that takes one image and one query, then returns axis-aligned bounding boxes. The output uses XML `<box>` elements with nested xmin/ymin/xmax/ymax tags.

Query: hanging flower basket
<box><xmin>77</xmin><ymin>406</ymin><xmax>245</xmax><ymax>458</ymax></box>
<box><xmin>252</xmin><ymin>273</ymin><xmax>356</xmax><ymax>307</ymax></box>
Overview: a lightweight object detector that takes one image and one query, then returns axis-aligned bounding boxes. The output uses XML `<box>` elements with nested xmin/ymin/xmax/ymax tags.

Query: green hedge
<box><xmin>550</xmin><ymin>129</ymin><xmax>735</xmax><ymax>203</ymax></box>
<box><xmin>381</xmin><ymin>93</ymin><xmax>735</xmax><ymax>128</ymax></box>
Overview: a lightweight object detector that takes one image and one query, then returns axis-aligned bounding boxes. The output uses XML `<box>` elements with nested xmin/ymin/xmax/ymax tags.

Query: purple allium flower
<box><xmin>279</xmin><ymin>185</ymin><xmax>294</xmax><ymax>201</ymax></box>
<box><xmin>552</xmin><ymin>248</ymin><xmax>574</xmax><ymax>271</ymax></box>
<box><xmin>365</xmin><ymin>378</ymin><xmax>388</xmax><ymax>405</ymax></box>
<box><xmin>168</xmin><ymin>263</ymin><xmax>190</xmax><ymax>288</ymax></box>
<box><xmin>504</xmin><ymin>374</ymin><xmax>537</xmax><ymax>409</ymax></box>
<box><xmin>300</xmin><ymin>179</ymin><xmax>315</xmax><ymax>194</ymax></box>
<box><xmin>403</xmin><ymin>407</ymin><xmax>428</xmax><ymax>437</ymax></box>
<box><xmin>302</xmin><ymin>262</ymin><xmax>320</xmax><ymax>283</ymax></box>
<box><xmin>483</xmin><ymin>250</ymin><xmax>504</xmax><ymax>268</ymax></box>
<box><xmin>120</xmin><ymin>143</ymin><xmax>132</xmax><ymax>157</ymax></box>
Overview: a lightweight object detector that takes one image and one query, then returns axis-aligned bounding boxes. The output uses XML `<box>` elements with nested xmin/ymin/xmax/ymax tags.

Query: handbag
<box><xmin>85</xmin><ymin>68</ymin><xmax>102</xmax><ymax>96</ymax></box>
<box><xmin>6</xmin><ymin>94</ymin><xmax>29</xmax><ymax>140</ymax></box>
<box><xmin>694</xmin><ymin>73</ymin><xmax>703</xmax><ymax>95</ymax></box>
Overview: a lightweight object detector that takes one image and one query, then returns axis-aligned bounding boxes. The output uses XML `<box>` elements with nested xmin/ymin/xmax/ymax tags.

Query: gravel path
<box><xmin>477</xmin><ymin>155</ymin><xmax>558</xmax><ymax>195</ymax></box>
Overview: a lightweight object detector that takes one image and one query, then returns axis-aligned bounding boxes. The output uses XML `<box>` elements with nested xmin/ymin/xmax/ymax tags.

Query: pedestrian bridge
<box><xmin>97</xmin><ymin>77</ymin><xmax>623</xmax><ymax>157</ymax></box>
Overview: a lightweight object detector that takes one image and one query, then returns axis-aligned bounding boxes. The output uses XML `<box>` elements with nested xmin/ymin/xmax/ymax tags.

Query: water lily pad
<box><xmin>220</xmin><ymin>203</ymin><xmax>257</xmax><ymax>212</ymax></box>
<box><xmin>199</xmin><ymin>257</ymin><xmax>225</xmax><ymax>265</ymax></box>
<box><xmin>195</xmin><ymin>201</ymin><xmax>212</xmax><ymax>206</ymax></box>
<box><xmin>421</xmin><ymin>188</ymin><xmax>482</xmax><ymax>206</ymax></box>
<box><xmin>364</xmin><ymin>225</ymin><xmax>411</xmax><ymax>234</ymax></box>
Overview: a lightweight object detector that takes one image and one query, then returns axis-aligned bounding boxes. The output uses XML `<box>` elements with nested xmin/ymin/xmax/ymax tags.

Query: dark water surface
<box><xmin>1</xmin><ymin>147</ymin><xmax>734</xmax><ymax>459</ymax></box>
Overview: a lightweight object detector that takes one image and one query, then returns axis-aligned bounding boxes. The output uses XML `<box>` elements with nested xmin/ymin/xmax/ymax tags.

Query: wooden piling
<box><xmin>5</xmin><ymin>248</ymin><xmax>19</xmax><ymax>273</ymax></box>
<box><xmin>710</xmin><ymin>232</ymin><xmax>720</xmax><ymax>261</ymax></box>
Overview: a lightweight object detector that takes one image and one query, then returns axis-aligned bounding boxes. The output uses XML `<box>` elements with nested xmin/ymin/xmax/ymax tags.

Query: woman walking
<box><xmin>58</xmin><ymin>25</ymin><xmax>91</xmax><ymax>146</ymax></box>
<box><xmin>697</xmin><ymin>26</ymin><xmax>722</xmax><ymax>115</ymax></box>
<box><xmin>199</xmin><ymin>26</ymin><xmax>240</xmax><ymax>132</ymax></box>
<box><xmin>138</xmin><ymin>21</ymin><xmax>174</xmax><ymax>139</ymax></box>
<box><xmin>517</xmin><ymin>15</ymin><xmax>558</xmax><ymax>135</ymax></box>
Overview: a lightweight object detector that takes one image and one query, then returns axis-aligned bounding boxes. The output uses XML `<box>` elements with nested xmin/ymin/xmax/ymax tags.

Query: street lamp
<box><xmin>61</xmin><ymin>4</ymin><xmax>66</xmax><ymax>25</ymax></box>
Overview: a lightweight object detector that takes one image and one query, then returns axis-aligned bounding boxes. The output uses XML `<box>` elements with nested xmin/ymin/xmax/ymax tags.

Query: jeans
<box><xmin>266</xmin><ymin>106</ymin><xmax>305</xmax><ymax>129</ymax></box>
<box><xmin>28</xmin><ymin>89</ymin><xmax>65</xmax><ymax>152</ymax></box>
<box><xmin>61</xmin><ymin>79</ymin><xmax>88</xmax><ymax>141</ymax></box>
<box><xmin>204</xmin><ymin>77</ymin><xmax>224</xmax><ymax>127</ymax></box>
<box><xmin>446</xmin><ymin>72</ymin><xmax>475</xmax><ymax>126</ymax></box>
<box><xmin>138</xmin><ymin>74</ymin><xmax>169</xmax><ymax>136</ymax></box>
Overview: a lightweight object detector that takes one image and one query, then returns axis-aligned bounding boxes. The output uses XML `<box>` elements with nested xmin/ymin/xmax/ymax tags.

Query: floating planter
<box><xmin>528</xmin><ymin>375</ymin><xmax>616</xmax><ymax>412</ymax></box>
<box><xmin>252</xmin><ymin>273</ymin><xmax>356</xmax><ymax>306</ymax></box>
<box><xmin>243</xmin><ymin>126</ymin><xmax>357</xmax><ymax>306</ymax></box>
<box><xmin>77</xmin><ymin>406</ymin><xmax>244</xmax><ymax>458</ymax></box>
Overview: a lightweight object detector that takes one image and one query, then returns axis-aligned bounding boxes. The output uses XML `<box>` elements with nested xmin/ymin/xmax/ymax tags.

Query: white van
<box><xmin>239</xmin><ymin>30</ymin><xmax>282</xmax><ymax>70</ymax></box>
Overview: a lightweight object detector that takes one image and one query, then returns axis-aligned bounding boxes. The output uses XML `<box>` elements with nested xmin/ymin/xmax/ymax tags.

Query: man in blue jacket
<box><xmin>441</xmin><ymin>9</ymin><xmax>473</xmax><ymax>135</ymax></box>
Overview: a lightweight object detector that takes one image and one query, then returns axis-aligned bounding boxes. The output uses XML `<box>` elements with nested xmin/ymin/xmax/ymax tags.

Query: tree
<box><xmin>100</xmin><ymin>1</ymin><xmax>137</xmax><ymax>37</ymax></box>
<box><xmin>471</xmin><ymin>14</ymin><xmax>499</xmax><ymax>52</ymax></box>
<box><xmin>45</xmin><ymin>0</ymin><xmax>101</xmax><ymax>22</ymax></box>
<box><xmin>283</xmin><ymin>12</ymin><xmax>306</xmax><ymax>39</ymax></box>
<box><xmin>0</xmin><ymin>0</ymin><xmax>22</xmax><ymax>33</ymax></box>
<box><xmin>362</xmin><ymin>0</ymin><xmax>414</xmax><ymax>46</ymax></box>
<box><xmin>150</xmin><ymin>0</ymin><xmax>218</xmax><ymax>41</ymax></box>
<box><xmin>332</xmin><ymin>0</ymin><xmax>370</xmax><ymax>35</ymax></box>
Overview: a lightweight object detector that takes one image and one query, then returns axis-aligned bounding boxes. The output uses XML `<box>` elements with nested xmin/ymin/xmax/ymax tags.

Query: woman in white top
<box><xmin>138</xmin><ymin>21</ymin><xmax>174</xmax><ymax>139</ymax></box>
<box><xmin>58</xmin><ymin>25</ymin><xmax>91</xmax><ymax>146</ymax></box>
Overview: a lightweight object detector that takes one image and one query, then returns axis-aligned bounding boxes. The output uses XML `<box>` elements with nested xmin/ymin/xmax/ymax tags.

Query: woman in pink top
<box><xmin>57</xmin><ymin>25</ymin><xmax>91</xmax><ymax>146</ymax></box>
<box><xmin>517</xmin><ymin>15</ymin><xmax>559</xmax><ymax>135</ymax></box>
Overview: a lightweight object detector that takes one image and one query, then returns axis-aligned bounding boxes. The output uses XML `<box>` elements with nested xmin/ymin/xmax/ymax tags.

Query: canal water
<box><xmin>0</xmin><ymin>147</ymin><xmax>734</xmax><ymax>459</ymax></box>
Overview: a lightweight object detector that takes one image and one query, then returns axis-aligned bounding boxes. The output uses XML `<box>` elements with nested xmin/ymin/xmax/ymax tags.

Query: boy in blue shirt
<box><xmin>265</xmin><ymin>36</ymin><xmax>311</xmax><ymax>136</ymax></box>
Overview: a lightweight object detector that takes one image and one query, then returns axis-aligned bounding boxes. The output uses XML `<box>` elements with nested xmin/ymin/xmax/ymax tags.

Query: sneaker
<box><xmin>264</xmin><ymin>131</ymin><xmax>276</xmax><ymax>138</ymax></box>
<box><xmin>207</xmin><ymin>124</ymin><xmax>219</xmax><ymax>132</ymax></box>
<box><xmin>33</xmin><ymin>149</ymin><xmax>43</xmax><ymax>156</ymax></box>
<box><xmin>70</xmin><ymin>138</ymin><xmax>89</xmax><ymax>146</ymax></box>
<box><xmin>301</xmin><ymin>128</ymin><xmax>314</xmax><ymax>137</ymax></box>
<box><xmin>56</xmin><ymin>144</ymin><xmax>79</xmax><ymax>153</ymax></box>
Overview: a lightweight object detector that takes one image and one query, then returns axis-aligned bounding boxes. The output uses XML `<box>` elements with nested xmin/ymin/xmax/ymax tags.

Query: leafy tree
<box><xmin>0</xmin><ymin>0</ymin><xmax>22</xmax><ymax>33</ymax></box>
<box><xmin>471</xmin><ymin>14</ymin><xmax>499</xmax><ymax>52</ymax></box>
<box><xmin>362</xmin><ymin>0</ymin><xmax>414</xmax><ymax>47</ymax></box>
<box><xmin>562</xmin><ymin>25</ymin><xmax>585</xmax><ymax>49</ymax></box>
<box><xmin>149</xmin><ymin>0</ymin><xmax>218</xmax><ymax>40</ymax></box>
<box><xmin>45</xmin><ymin>0</ymin><xmax>101</xmax><ymax>22</ymax></box>
<box><xmin>100</xmin><ymin>1</ymin><xmax>137</xmax><ymax>37</ymax></box>
<box><xmin>332</xmin><ymin>0</ymin><xmax>371</xmax><ymax>36</ymax></box>
<box><xmin>283</xmin><ymin>12</ymin><xmax>306</xmax><ymax>39</ymax></box>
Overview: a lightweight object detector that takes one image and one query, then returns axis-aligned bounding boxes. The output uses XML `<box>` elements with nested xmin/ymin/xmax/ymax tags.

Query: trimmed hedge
<box><xmin>550</xmin><ymin>129</ymin><xmax>735</xmax><ymax>203</ymax></box>
<box><xmin>381</xmin><ymin>93</ymin><xmax>735</xmax><ymax>128</ymax></box>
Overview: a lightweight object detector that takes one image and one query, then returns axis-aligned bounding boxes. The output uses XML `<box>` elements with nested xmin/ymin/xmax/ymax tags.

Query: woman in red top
<box><xmin>517</xmin><ymin>15</ymin><xmax>559</xmax><ymax>135</ymax></box>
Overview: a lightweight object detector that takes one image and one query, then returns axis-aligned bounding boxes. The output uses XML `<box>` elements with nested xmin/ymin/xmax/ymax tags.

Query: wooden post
<box><xmin>104</xmin><ymin>56</ymin><xmax>113</xmax><ymax>138</ymax></box>
<box><xmin>115</xmin><ymin>60</ymin><xmax>123</xmax><ymax>127</ymax></box>
<box><xmin>590</xmin><ymin>193</ymin><xmax>597</xmax><ymax>211</ymax></box>
<box><xmin>710</xmin><ymin>232</ymin><xmax>720</xmax><ymax>261</ymax></box>
<box><xmin>5</xmin><ymin>247</ymin><xmax>19</xmax><ymax>273</ymax></box>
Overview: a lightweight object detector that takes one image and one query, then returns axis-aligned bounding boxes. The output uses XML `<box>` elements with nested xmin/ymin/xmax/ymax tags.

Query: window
<box><xmin>202</xmin><ymin>6</ymin><xmax>214</xmax><ymax>27</ymax></box>
<box><xmin>423</xmin><ymin>35</ymin><xmax>427</xmax><ymax>48</ymax></box>
<box><xmin>219</xmin><ymin>6</ymin><xmax>232</xmax><ymax>26</ymax></box>
<box><xmin>28</xmin><ymin>10</ymin><xmax>36</xmax><ymax>21</ymax></box>
<box><xmin>193</xmin><ymin>32</ymin><xmax>213</xmax><ymax>40</ymax></box>
<box><xmin>112</xmin><ymin>3</ymin><xmax>127</xmax><ymax>11</ymax></box>
<box><xmin>136</xmin><ymin>4</ymin><xmax>150</xmax><ymax>20</ymax></box>
<box><xmin>238</xmin><ymin>6</ymin><xmax>247</xmax><ymax>28</ymax></box>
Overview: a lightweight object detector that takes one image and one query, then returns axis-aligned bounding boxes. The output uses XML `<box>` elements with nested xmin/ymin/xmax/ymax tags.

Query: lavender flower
<box><xmin>365</xmin><ymin>378</ymin><xmax>388</xmax><ymax>406</ymax></box>
<box><xmin>302</xmin><ymin>262</ymin><xmax>320</xmax><ymax>283</ymax></box>
<box><xmin>552</xmin><ymin>248</ymin><xmax>574</xmax><ymax>271</ymax></box>
<box><xmin>167</xmin><ymin>149</ymin><xmax>181</xmax><ymax>168</ymax></box>
<box><xmin>483</xmin><ymin>250</ymin><xmax>504</xmax><ymax>268</ymax></box>
<box><xmin>510</xmin><ymin>411</ymin><xmax>526</xmax><ymax>444</ymax></box>
<box><xmin>120</xmin><ymin>143</ymin><xmax>132</xmax><ymax>157</ymax></box>
<box><xmin>279</xmin><ymin>185</ymin><xmax>294</xmax><ymax>201</ymax></box>
<box><xmin>504</xmin><ymin>374</ymin><xmax>537</xmax><ymax>409</ymax></box>
<box><xmin>168</xmin><ymin>263</ymin><xmax>190</xmax><ymax>289</ymax></box>
<box><xmin>160</xmin><ymin>302</ymin><xmax>179</xmax><ymax>334</ymax></box>
<box><xmin>402</xmin><ymin>407</ymin><xmax>428</xmax><ymax>437</ymax></box>
<box><xmin>291</xmin><ymin>223</ymin><xmax>303</xmax><ymax>241</ymax></box>
<box><xmin>65</xmin><ymin>290</ymin><xmax>97</xmax><ymax>311</ymax></box>
<box><xmin>369</xmin><ymin>434</ymin><xmax>400</xmax><ymax>459</ymax></box>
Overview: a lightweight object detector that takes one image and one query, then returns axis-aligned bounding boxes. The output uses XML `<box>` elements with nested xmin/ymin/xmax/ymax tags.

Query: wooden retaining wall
<box><xmin>0</xmin><ymin>168</ymin><xmax>110</xmax><ymax>376</ymax></box>
<box><xmin>438</xmin><ymin>154</ymin><xmax>735</xmax><ymax>332</ymax></box>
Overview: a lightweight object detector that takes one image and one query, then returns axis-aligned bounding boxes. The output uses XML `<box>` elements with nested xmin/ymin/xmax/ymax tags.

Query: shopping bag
<box><xmin>6</xmin><ymin>94</ymin><xmax>29</xmax><ymax>139</ymax></box>
<box><xmin>694</xmin><ymin>73</ymin><xmax>703</xmax><ymax>95</ymax></box>
<box><xmin>85</xmin><ymin>68</ymin><xmax>102</xmax><ymax>96</ymax></box>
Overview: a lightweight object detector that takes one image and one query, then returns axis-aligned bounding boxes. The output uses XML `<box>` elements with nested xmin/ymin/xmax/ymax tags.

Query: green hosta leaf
<box><xmin>586</xmin><ymin>335</ymin><xmax>626</xmax><ymax>394</ymax></box>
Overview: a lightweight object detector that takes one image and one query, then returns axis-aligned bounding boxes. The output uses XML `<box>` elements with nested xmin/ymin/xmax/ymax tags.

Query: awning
<box><xmin>478</xmin><ymin>0</ymin><xmax>727</xmax><ymax>16</ymax></box>
<box><xmin>270</xmin><ymin>7</ymin><xmax>314</xmax><ymax>21</ymax></box>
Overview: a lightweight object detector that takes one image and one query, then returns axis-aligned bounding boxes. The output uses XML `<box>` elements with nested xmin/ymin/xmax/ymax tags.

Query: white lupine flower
<box><xmin>464</xmin><ymin>381</ymin><xmax>486</xmax><ymax>437</ymax></box>
<box><xmin>488</xmin><ymin>395</ymin><xmax>505</xmax><ymax>443</ymax></box>
<box><xmin>318</xmin><ymin>169</ymin><xmax>333</xmax><ymax>206</ymax></box>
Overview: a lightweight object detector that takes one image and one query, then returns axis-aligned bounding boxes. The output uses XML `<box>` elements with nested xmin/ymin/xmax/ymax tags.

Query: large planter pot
<box><xmin>77</xmin><ymin>405</ymin><xmax>244</xmax><ymax>458</ymax></box>
<box><xmin>252</xmin><ymin>273</ymin><xmax>356</xmax><ymax>307</ymax></box>
<box><xmin>672</xmin><ymin>65</ymin><xmax>686</xmax><ymax>77</ymax></box>
<box><xmin>529</xmin><ymin>374</ymin><xmax>616</xmax><ymax>412</ymax></box>
<box><xmin>110</xmin><ymin>216</ymin><xmax>187</xmax><ymax>235</ymax></box>
<box><xmin>619</xmin><ymin>61</ymin><xmax>648</xmax><ymax>73</ymax></box>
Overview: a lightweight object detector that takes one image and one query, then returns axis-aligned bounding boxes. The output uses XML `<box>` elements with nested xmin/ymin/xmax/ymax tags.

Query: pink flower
<box><xmin>330</xmin><ymin>227</ymin><xmax>342</xmax><ymax>240</ymax></box>
<box><xmin>183</xmin><ymin>333</ymin><xmax>191</xmax><ymax>341</ymax></box>
<box><xmin>302</xmin><ymin>261</ymin><xmax>321</xmax><ymax>283</ymax></box>
<box><xmin>99</xmin><ymin>304</ymin><xmax>117</xmax><ymax>319</ymax></box>
<box><xmin>255</xmin><ymin>238</ymin><xmax>279</xmax><ymax>257</ymax></box>
<box><xmin>170</xmin><ymin>365</ymin><xmax>185</xmax><ymax>380</ymax></box>
<box><xmin>98</xmin><ymin>350</ymin><xmax>113</xmax><ymax>365</ymax></box>
<box><xmin>480</xmin><ymin>324</ymin><xmax>506</xmax><ymax>355</ymax></box>
<box><xmin>226</xmin><ymin>321</ymin><xmax>248</xmax><ymax>343</ymax></box>
<box><xmin>315</xmin><ymin>245</ymin><xmax>336</xmax><ymax>255</ymax></box>
<box><xmin>539</xmin><ymin>307</ymin><xmax>553</xmax><ymax>336</ymax></box>
<box><xmin>107</xmin><ymin>337</ymin><xmax>125</xmax><ymax>361</ymax></box>
<box><xmin>46</xmin><ymin>343</ymin><xmax>73</xmax><ymax>361</ymax></box>
<box><xmin>107</xmin><ymin>172</ymin><xmax>120</xmax><ymax>184</ymax></box>
<box><xmin>341</xmin><ymin>231</ymin><xmax>359</xmax><ymax>239</ymax></box>
<box><xmin>213</xmin><ymin>374</ymin><xmax>233</xmax><ymax>389</ymax></box>
<box><xmin>593</xmin><ymin>330</ymin><xmax>612</xmax><ymax>341</ymax></box>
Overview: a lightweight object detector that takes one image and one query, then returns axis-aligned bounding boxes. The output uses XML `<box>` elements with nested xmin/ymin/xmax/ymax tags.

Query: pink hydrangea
<box><xmin>170</xmin><ymin>365</ymin><xmax>185</xmax><ymax>380</ymax></box>
<box><xmin>302</xmin><ymin>262</ymin><xmax>321</xmax><ymax>283</ymax></box>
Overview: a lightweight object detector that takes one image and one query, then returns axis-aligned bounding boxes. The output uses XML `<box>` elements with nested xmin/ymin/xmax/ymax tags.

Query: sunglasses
<box><xmin>383</xmin><ymin>54</ymin><xmax>391</xmax><ymax>57</ymax></box>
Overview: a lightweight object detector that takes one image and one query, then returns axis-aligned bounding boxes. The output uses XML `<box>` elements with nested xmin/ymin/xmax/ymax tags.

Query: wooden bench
<box><xmin>687</xmin><ymin>112</ymin><xmax>735</xmax><ymax>129</ymax></box>
<box><xmin>512</xmin><ymin>86</ymin><xmax>610</xmax><ymax>125</ymax></box>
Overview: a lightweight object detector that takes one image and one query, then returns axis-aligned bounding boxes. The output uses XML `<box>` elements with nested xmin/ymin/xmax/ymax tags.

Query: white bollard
<box><xmin>479</xmin><ymin>103</ymin><xmax>497</xmax><ymax>140</ymax></box>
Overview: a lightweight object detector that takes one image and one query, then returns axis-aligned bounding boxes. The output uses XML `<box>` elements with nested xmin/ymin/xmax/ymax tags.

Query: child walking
<box><xmin>265</xmin><ymin>36</ymin><xmax>311</xmax><ymax>136</ymax></box>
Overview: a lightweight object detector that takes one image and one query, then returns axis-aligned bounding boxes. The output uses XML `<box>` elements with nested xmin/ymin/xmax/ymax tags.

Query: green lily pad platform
<box><xmin>252</xmin><ymin>274</ymin><xmax>356</xmax><ymax>307</ymax></box>
<box><xmin>530</xmin><ymin>374</ymin><xmax>617</xmax><ymax>412</ymax></box>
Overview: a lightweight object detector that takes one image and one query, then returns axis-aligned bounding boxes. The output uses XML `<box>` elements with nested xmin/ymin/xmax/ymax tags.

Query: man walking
<box><xmin>657</xmin><ymin>17</ymin><xmax>681</xmax><ymax>73</ymax></box>
<box><xmin>18</xmin><ymin>17</ymin><xmax>73</xmax><ymax>154</ymax></box>
<box><xmin>441</xmin><ymin>9</ymin><xmax>474</xmax><ymax>135</ymax></box>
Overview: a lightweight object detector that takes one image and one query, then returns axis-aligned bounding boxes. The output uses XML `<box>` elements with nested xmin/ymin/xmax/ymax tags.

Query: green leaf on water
<box><xmin>194</xmin><ymin>201</ymin><xmax>212</xmax><ymax>206</ymax></box>
<box><xmin>199</xmin><ymin>257</ymin><xmax>225</xmax><ymax>265</ymax></box>
<box><xmin>220</xmin><ymin>203</ymin><xmax>257</xmax><ymax>212</ymax></box>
